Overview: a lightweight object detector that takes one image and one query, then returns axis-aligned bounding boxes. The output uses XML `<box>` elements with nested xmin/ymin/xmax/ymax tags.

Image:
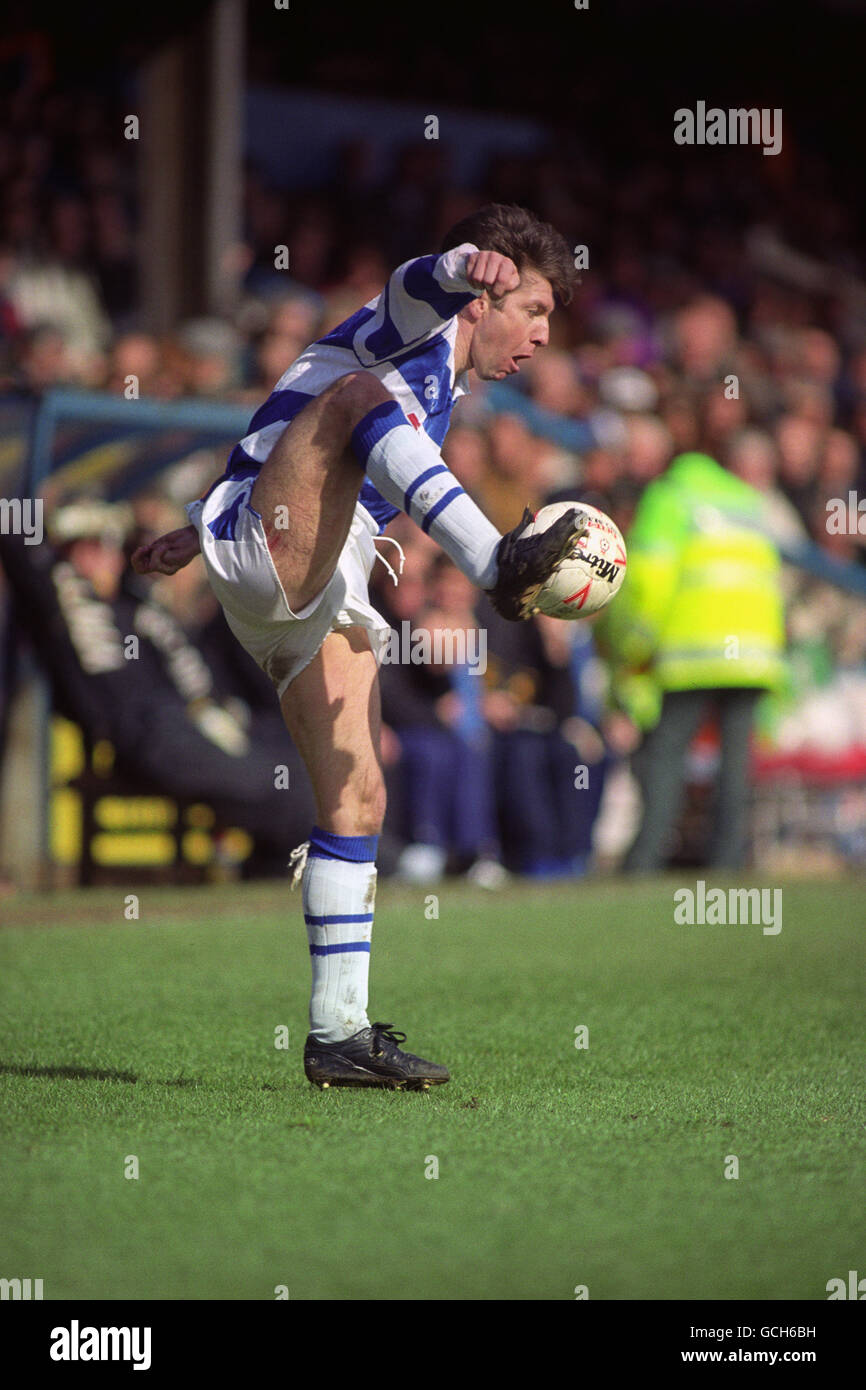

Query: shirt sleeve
<box><xmin>357</xmin><ymin>243</ymin><xmax>481</xmax><ymax>362</ymax></box>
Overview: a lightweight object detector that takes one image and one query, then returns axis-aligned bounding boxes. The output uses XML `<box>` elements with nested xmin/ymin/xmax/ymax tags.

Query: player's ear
<box><xmin>462</xmin><ymin>296</ymin><xmax>488</xmax><ymax>325</ymax></box>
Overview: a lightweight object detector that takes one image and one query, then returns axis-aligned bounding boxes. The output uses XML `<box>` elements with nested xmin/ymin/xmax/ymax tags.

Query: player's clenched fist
<box><xmin>131</xmin><ymin>523</ymin><xmax>201</xmax><ymax>576</ymax></box>
<box><xmin>464</xmin><ymin>250</ymin><xmax>520</xmax><ymax>300</ymax></box>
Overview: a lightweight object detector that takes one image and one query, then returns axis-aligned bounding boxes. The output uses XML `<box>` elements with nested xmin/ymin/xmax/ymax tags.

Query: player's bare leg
<box><xmin>279</xmin><ymin>625</ymin><xmax>386</xmax><ymax>836</ymax></box>
<box><xmin>249</xmin><ymin>372</ymin><xmax>391</xmax><ymax>612</ymax></box>
<box><xmin>281</xmin><ymin>626</ymin><xmax>449</xmax><ymax>1089</ymax></box>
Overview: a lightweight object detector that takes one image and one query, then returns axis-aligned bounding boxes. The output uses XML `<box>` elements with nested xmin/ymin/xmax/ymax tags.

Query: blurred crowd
<box><xmin>2</xmin><ymin>61</ymin><xmax>866</xmax><ymax>881</ymax></box>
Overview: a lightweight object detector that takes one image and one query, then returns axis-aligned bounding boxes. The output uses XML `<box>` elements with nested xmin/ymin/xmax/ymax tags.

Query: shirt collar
<box><xmin>452</xmin><ymin>367</ymin><xmax>472</xmax><ymax>399</ymax></box>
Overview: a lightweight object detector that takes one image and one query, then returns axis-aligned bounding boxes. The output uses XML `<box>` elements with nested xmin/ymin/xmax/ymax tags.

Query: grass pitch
<box><xmin>1</xmin><ymin>875</ymin><xmax>863</xmax><ymax>1301</ymax></box>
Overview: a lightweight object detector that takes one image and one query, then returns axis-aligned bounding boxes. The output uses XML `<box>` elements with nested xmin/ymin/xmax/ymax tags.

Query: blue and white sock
<box><xmin>351</xmin><ymin>401</ymin><xmax>502</xmax><ymax>588</ymax></box>
<box><xmin>300</xmin><ymin>825</ymin><xmax>378</xmax><ymax>1043</ymax></box>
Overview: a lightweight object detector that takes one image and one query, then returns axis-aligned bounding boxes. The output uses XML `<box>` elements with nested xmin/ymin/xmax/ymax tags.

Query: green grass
<box><xmin>1</xmin><ymin>875</ymin><xmax>864</xmax><ymax>1300</ymax></box>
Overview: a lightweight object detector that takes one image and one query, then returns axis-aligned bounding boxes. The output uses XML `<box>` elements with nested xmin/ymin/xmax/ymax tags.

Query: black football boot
<box><xmin>304</xmin><ymin>1022</ymin><xmax>450</xmax><ymax>1091</ymax></box>
<box><xmin>484</xmin><ymin>504</ymin><xmax>588</xmax><ymax>620</ymax></box>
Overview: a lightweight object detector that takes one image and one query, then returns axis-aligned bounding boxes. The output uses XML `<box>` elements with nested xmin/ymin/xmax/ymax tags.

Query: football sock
<box><xmin>350</xmin><ymin>401</ymin><xmax>502</xmax><ymax>588</ymax></box>
<box><xmin>301</xmin><ymin>825</ymin><xmax>378</xmax><ymax>1043</ymax></box>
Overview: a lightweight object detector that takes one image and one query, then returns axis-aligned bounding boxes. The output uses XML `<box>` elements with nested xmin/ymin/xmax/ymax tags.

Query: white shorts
<box><xmin>186</xmin><ymin>472</ymin><xmax>392</xmax><ymax>698</ymax></box>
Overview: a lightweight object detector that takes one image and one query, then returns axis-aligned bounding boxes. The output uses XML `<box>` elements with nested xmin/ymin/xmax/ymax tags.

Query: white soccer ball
<box><xmin>523</xmin><ymin>502</ymin><xmax>627</xmax><ymax>618</ymax></box>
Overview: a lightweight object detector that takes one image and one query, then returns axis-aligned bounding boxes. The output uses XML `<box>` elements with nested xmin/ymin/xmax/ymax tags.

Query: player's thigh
<box><xmin>279</xmin><ymin>625</ymin><xmax>386</xmax><ymax>833</ymax></box>
<box><xmin>250</xmin><ymin>376</ymin><xmax>389</xmax><ymax>609</ymax></box>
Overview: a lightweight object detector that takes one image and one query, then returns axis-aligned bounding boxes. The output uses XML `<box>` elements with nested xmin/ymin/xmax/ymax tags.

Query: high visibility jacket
<box><xmin>597</xmin><ymin>453</ymin><xmax>786</xmax><ymax>714</ymax></box>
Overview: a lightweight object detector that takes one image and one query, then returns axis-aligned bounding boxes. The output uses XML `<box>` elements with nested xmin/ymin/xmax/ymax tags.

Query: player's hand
<box><xmin>464</xmin><ymin>250</ymin><xmax>520</xmax><ymax>301</ymax></box>
<box><xmin>131</xmin><ymin>524</ymin><xmax>201</xmax><ymax>576</ymax></box>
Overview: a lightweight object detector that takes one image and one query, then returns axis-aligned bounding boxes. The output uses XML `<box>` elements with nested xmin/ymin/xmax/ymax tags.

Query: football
<box><xmin>523</xmin><ymin>502</ymin><xmax>627</xmax><ymax>618</ymax></box>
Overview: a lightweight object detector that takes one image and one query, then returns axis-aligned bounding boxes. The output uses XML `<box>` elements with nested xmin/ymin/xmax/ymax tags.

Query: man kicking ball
<box><xmin>132</xmin><ymin>203</ymin><xmax>586</xmax><ymax>1090</ymax></box>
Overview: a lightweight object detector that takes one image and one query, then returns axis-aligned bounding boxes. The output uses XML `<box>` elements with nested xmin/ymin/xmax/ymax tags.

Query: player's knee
<box><xmin>324</xmin><ymin>371</ymin><xmax>390</xmax><ymax>430</ymax></box>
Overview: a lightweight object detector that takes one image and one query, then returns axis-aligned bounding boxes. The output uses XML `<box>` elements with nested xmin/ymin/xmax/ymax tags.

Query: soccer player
<box><xmin>132</xmin><ymin>203</ymin><xmax>586</xmax><ymax>1090</ymax></box>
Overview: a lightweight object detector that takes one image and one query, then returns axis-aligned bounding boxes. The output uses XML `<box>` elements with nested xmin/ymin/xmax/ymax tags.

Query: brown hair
<box><xmin>441</xmin><ymin>203</ymin><xmax>576</xmax><ymax>304</ymax></box>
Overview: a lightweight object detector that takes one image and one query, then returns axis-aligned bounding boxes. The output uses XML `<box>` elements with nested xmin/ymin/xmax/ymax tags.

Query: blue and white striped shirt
<box><xmin>217</xmin><ymin>242</ymin><xmax>482</xmax><ymax>533</ymax></box>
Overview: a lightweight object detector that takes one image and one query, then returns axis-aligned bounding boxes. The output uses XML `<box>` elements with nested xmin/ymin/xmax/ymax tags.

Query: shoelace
<box><xmin>370</xmin><ymin>1022</ymin><xmax>407</xmax><ymax>1049</ymax></box>
<box><xmin>288</xmin><ymin>840</ymin><xmax>310</xmax><ymax>891</ymax></box>
<box><xmin>371</xmin><ymin>535</ymin><xmax>405</xmax><ymax>586</ymax></box>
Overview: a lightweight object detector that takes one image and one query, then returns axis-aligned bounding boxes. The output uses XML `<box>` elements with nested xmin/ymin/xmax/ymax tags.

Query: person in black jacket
<box><xmin>0</xmin><ymin>499</ymin><xmax>316</xmax><ymax>875</ymax></box>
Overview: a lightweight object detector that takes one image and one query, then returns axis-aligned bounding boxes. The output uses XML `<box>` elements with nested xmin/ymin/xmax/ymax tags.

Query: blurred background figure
<box><xmin>597</xmin><ymin>451</ymin><xmax>787</xmax><ymax>872</ymax></box>
<box><xmin>476</xmin><ymin>594</ymin><xmax>607</xmax><ymax>880</ymax></box>
<box><xmin>376</xmin><ymin>551</ymin><xmax>506</xmax><ymax>888</ymax></box>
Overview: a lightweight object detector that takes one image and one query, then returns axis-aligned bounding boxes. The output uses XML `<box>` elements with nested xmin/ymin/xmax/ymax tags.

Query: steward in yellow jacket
<box><xmin>598</xmin><ymin>451</ymin><xmax>786</xmax><ymax>731</ymax></box>
<box><xmin>596</xmin><ymin>451</ymin><xmax>787</xmax><ymax>871</ymax></box>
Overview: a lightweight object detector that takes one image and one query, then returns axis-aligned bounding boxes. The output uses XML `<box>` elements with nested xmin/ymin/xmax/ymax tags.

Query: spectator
<box><xmin>474</xmin><ymin>412</ymin><xmax>544</xmax><ymax>532</ymax></box>
<box><xmin>775</xmin><ymin>415</ymin><xmax>824</xmax><ymax>532</ymax></box>
<box><xmin>377</xmin><ymin>553</ymin><xmax>504</xmax><ymax>885</ymax></box>
<box><xmin>724</xmin><ymin>428</ymin><xmax>808</xmax><ymax>549</ymax></box>
<box><xmin>597</xmin><ymin>451</ymin><xmax>787</xmax><ymax>872</ymax></box>
<box><xmin>478</xmin><ymin>593</ymin><xmax>596</xmax><ymax>878</ymax></box>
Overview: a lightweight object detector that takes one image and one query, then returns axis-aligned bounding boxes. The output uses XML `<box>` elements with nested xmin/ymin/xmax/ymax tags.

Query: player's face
<box><xmin>469</xmin><ymin>268</ymin><xmax>555</xmax><ymax>381</ymax></box>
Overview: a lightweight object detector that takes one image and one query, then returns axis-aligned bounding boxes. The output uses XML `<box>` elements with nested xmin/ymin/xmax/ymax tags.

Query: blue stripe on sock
<box><xmin>421</xmin><ymin>485</ymin><xmax>465</xmax><ymax>533</ymax></box>
<box><xmin>304</xmin><ymin>913</ymin><xmax>374</xmax><ymax>926</ymax></box>
<box><xmin>349</xmin><ymin>401</ymin><xmax>405</xmax><ymax>467</ymax></box>
<box><xmin>403</xmin><ymin>462</ymin><xmax>449</xmax><ymax>516</ymax></box>
<box><xmin>307</xmin><ymin>826</ymin><xmax>379</xmax><ymax>863</ymax></box>
<box><xmin>309</xmin><ymin>941</ymin><xmax>371</xmax><ymax>956</ymax></box>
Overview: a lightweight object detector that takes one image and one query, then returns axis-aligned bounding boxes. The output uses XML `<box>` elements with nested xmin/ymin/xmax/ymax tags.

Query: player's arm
<box><xmin>362</xmin><ymin>243</ymin><xmax>520</xmax><ymax>356</ymax></box>
<box><xmin>130</xmin><ymin>523</ymin><xmax>200</xmax><ymax>576</ymax></box>
<box><xmin>129</xmin><ymin>461</ymin><xmax>238</xmax><ymax>576</ymax></box>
